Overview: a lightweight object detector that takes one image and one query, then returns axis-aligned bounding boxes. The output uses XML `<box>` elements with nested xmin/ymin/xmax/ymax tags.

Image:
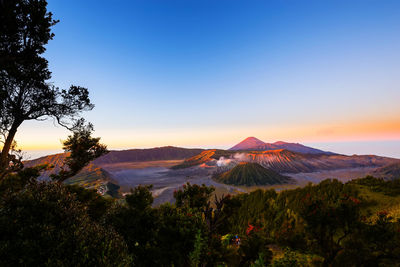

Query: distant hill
<box><xmin>213</xmin><ymin>162</ymin><xmax>292</xmax><ymax>186</ymax></box>
<box><xmin>230</xmin><ymin>137</ymin><xmax>332</xmax><ymax>155</ymax></box>
<box><xmin>24</xmin><ymin>155</ymin><xmax>119</xmax><ymax>197</ymax></box>
<box><xmin>93</xmin><ymin>146</ymin><xmax>204</xmax><ymax>165</ymax></box>
<box><xmin>63</xmin><ymin>163</ymin><xmax>120</xmax><ymax>197</ymax></box>
<box><xmin>372</xmin><ymin>163</ymin><xmax>400</xmax><ymax>180</ymax></box>
<box><xmin>24</xmin><ymin>153</ymin><xmax>68</xmax><ymax>178</ymax></box>
<box><xmin>23</xmin><ymin>146</ymin><xmax>205</xmax><ymax>195</ymax></box>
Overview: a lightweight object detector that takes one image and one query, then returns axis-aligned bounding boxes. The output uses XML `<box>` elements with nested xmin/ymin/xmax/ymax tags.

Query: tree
<box><xmin>174</xmin><ymin>182</ymin><xmax>215</xmax><ymax>211</ymax></box>
<box><xmin>51</xmin><ymin>119</ymin><xmax>108</xmax><ymax>181</ymax></box>
<box><xmin>0</xmin><ymin>0</ymin><xmax>93</xmax><ymax>174</ymax></box>
<box><xmin>105</xmin><ymin>185</ymin><xmax>159</xmax><ymax>265</ymax></box>
<box><xmin>0</xmin><ymin>181</ymin><xmax>132</xmax><ymax>266</ymax></box>
<box><xmin>298</xmin><ymin>180</ymin><xmax>362</xmax><ymax>266</ymax></box>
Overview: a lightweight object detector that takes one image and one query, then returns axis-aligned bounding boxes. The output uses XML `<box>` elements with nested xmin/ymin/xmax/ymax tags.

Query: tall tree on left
<box><xmin>0</xmin><ymin>0</ymin><xmax>94</xmax><ymax>175</ymax></box>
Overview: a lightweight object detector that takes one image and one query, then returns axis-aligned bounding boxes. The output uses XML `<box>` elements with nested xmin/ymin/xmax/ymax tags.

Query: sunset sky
<box><xmin>16</xmin><ymin>0</ymin><xmax>400</xmax><ymax>159</ymax></box>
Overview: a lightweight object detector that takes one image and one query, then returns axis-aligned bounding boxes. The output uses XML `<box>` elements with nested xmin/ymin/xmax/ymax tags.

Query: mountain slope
<box><xmin>63</xmin><ymin>163</ymin><xmax>120</xmax><ymax>197</ymax></box>
<box><xmin>176</xmin><ymin>148</ymin><xmax>400</xmax><ymax>174</ymax></box>
<box><xmin>230</xmin><ymin>137</ymin><xmax>268</xmax><ymax>150</ymax></box>
<box><xmin>213</xmin><ymin>162</ymin><xmax>292</xmax><ymax>186</ymax></box>
<box><xmin>24</xmin><ymin>155</ymin><xmax>119</xmax><ymax>197</ymax></box>
<box><xmin>372</xmin><ymin>163</ymin><xmax>400</xmax><ymax>180</ymax></box>
<box><xmin>247</xmin><ymin>149</ymin><xmax>399</xmax><ymax>173</ymax></box>
<box><xmin>229</xmin><ymin>137</ymin><xmax>332</xmax><ymax>154</ymax></box>
<box><xmin>24</xmin><ymin>146</ymin><xmax>206</xmax><ymax>195</ymax></box>
<box><xmin>93</xmin><ymin>146</ymin><xmax>204</xmax><ymax>164</ymax></box>
<box><xmin>171</xmin><ymin>149</ymin><xmax>235</xmax><ymax>169</ymax></box>
<box><xmin>270</xmin><ymin>141</ymin><xmax>333</xmax><ymax>154</ymax></box>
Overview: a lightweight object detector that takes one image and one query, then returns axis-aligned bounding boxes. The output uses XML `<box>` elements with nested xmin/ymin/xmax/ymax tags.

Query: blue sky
<box><xmin>17</xmin><ymin>0</ymin><xmax>400</xmax><ymax>158</ymax></box>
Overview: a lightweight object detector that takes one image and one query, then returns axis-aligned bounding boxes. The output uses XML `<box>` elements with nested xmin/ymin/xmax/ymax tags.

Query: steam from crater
<box><xmin>216</xmin><ymin>153</ymin><xmax>250</xmax><ymax>167</ymax></box>
<box><xmin>216</xmin><ymin>157</ymin><xmax>232</xmax><ymax>167</ymax></box>
<box><xmin>233</xmin><ymin>153</ymin><xmax>248</xmax><ymax>162</ymax></box>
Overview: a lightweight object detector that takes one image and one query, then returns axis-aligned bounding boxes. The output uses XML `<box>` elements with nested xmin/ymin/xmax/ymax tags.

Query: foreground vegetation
<box><xmin>1</xmin><ymin>168</ymin><xmax>400</xmax><ymax>266</ymax></box>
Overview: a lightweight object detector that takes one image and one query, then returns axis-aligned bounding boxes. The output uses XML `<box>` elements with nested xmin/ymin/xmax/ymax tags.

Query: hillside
<box><xmin>229</xmin><ymin>137</ymin><xmax>332</xmax><ymax>154</ymax></box>
<box><xmin>23</xmin><ymin>146</ymin><xmax>206</xmax><ymax>195</ymax></box>
<box><xmin>247</xmin><ymin>149</ymin><xmax>399</xmax><ymax>173</ymax></box>
<box><xmin>63</xmin><ymin>163</ymin><xmax>120</xmax><ymax>197</ymax></box>
<box><xmin>24</xmin><ymin>153</ymin><xmax>68</xmax><ymax>178</ymax></box>
<box><xmin>213</xmin><ymin>162</ymin><xmax>292</xmax><ymax>186</ymax></box>
<box><xmin>372</xmin><ymin>163</ymin><xmax>400</xmax><ymax>180</ymax></box>
<box><xmin>171</xmin><ymin>149</ymin><xmax>235</xmax><ymax>169</ymax></box>
<box><xmin>93</xmin><ymin>146</ymin><xmax>204</xmax><ymax>165</ymax></box>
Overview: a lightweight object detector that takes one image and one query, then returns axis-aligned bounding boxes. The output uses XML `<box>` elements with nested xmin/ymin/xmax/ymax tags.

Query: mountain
<box><xmin>93</xmin><ymin>146</ymin><xmax>204</xmax><ymax>165</ymax></box>
<box><xmin>270</xmin><ymin>141</ymin><xmax>333</xmax><ymax>155</ymax></box>
<box><xmin>372</xmin><ymin>163</ymin><xmax>400</xmax><ymax>180</ymax></box>
<box><xmin>25</xmin><ymin>146</ymin><xmax>204</xmax><ymax>176</ymax></box>
<box><xmin>24</xmin><ymin>153</ymin><xmax>68</xmax><ymax>178</ymax></box>
<box><xmin>229</xmin><ymin>137</ymin><xmax>332</xmax><ymax>155</ymax></box>
<box><xmin>213</xmin><ymin>162</ymin><xmax>292</xmax><ymax>186</ymax></box>
<box><xmin>174</xmin><ymin>148</ymin><xmax>400</xmax><ymax>174</ymax></box>
<box><xmin>171</xmin><ymin>149</ymin><xmax>235</xmax><ymax>169</ymax></box>
<box><xmin>246</xmin><ymin>149</ymin><xmax>399</xmax><ymax>173</ymax></box>
<box><xmin>24</xmin><ymin>154</ymin><xmax>119</xmax><ymax>197</ymax></box>
<box><xmin>63</xmin><ymin>163</ymin><xmax>120</xmax><ymax>197</ymax></box>
<box><xmin>230</xmin><ymin>137</ymin><xmax>269</xmax><ymax>150</ymax></box>
<box><xmin>24</xmin><ymin>146</ymin><xmax>204</xmax><ymax>196</ymax></box>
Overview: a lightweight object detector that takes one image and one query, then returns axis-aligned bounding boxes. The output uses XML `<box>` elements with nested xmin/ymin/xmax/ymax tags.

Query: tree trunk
<box><xmin>0</xmin><ymin>121</ymin><xmax>21</xmax><ymax>174</ymax></box>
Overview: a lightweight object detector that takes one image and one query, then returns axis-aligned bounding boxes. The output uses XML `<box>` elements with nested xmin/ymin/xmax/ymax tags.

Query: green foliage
<box><xmin>238</xmin><ymin>232</ymin><xmax>272</xmax><ymax>266</ymax></box>
<box><xmin>336</xmin><ymin>211</ymin><xmax>400</xmax><ymax>266</ymax></box>
<box><xmin>189</xmin><ymin>230</ymin><xmax>205</xmax><ymax>267</ymax></box>
<box><xmin>174</xmin><ymin>182</ymin><xmax>215</xmax><ymax>211</ymax></box>
<box><xmin>105</xmin><ymin>185</ymin><xmax>205</xmax><ymax>266</ymax></box>
<box><xmin>155</xmin><ymin>203</ymin><xmax>205</xmax><ymax>266</ymax></box>
<box><xmin>0</xmin><ymin>164</ymin><xmax>48</xmax><ymax>194</ymax></box>
<box><xmin>52</xmin><ymin>119</ymin><xmax>108</xmax><ymax>181</ymax></box>
<box><xmin>65</xmin><ymin>184</ymin><xmax>113</xmax><ymax>221</ymax></box>
<box><xmin>0</xmin><ymin>180</ymin><xmax>131</xmax><ymax>266</ymax></box>
<box><xmin>2</xmin><ymin>168</ymin><xmax>400</xmax><ymax>266</ymax></box>
<box><xmin>104</xmin><ymin>185</ymin><xmax>158</xmax><ymax>265</ymax></box>
<box><xmin>351</xmin><ymin>175</ymin><xmax>400</xmax><ymax>196</ymax></box>
<box><xmin>297</xmin><ymin>181</ymin><xmax>362</xmax><ymax>264</ymax></box>
<box><xmin>271</xmin><ymin>248</ymin><xmax>311</xmax><ymax>267</ymax></box>
<box><xmin>126</xmin><ymin>184</ymin><xmax>154</xmax><ymax>210</ymax></box>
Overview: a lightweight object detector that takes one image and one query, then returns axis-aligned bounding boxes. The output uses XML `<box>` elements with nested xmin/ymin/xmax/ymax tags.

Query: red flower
<box><xmin>246</xmin><ymin>224</ymin><xmax>255</xmax><ymax>235</ymax></box>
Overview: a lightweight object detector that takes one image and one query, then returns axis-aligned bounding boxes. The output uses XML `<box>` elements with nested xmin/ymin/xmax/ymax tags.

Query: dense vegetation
<box><xmin>213</xmin><ymin>162</ymin><xmax>292</xmax><ymax>186</ymax></box>
<box><xmin>1</xmin><ymin>169</ymin><xmax>400</xmax><ymax>266</ymax></box>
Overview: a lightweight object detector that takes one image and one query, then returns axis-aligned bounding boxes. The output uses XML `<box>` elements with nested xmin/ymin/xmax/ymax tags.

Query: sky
<box><xmin>15</xmin><ymin>0</ymin><xmax>400</xmax><ymax>159</ymax></box>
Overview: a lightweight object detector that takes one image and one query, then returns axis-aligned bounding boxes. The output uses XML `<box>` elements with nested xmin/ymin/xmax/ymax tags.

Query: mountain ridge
<box><xmin>229</xmin><ymin>137</ymin><xmax>333</xmax><ymax>155</ymax></box>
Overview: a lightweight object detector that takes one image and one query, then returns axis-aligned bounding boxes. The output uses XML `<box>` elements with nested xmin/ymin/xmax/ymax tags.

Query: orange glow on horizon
<box><xmin>15</xmin><ymin>118</ymin><xmax>400</xmax><ymax>152</ymax></box>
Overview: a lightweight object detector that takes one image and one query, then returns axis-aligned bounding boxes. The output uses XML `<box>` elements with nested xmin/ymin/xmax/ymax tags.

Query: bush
<box><xmin>0</xmin><ymin>181</ymin><xmax>131</xmax><ymax>266</ymax></box>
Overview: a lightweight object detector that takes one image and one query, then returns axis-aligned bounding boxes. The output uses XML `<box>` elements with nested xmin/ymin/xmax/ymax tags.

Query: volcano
<box><xmin>230</xmin><ymin>137</ymin><xmax>332</xmax><ymax>155</ymax></box>
<box><xmin>213</xmin><ymin>162</ymin><xmax>292</xmax><ymax>186</ymax></box>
